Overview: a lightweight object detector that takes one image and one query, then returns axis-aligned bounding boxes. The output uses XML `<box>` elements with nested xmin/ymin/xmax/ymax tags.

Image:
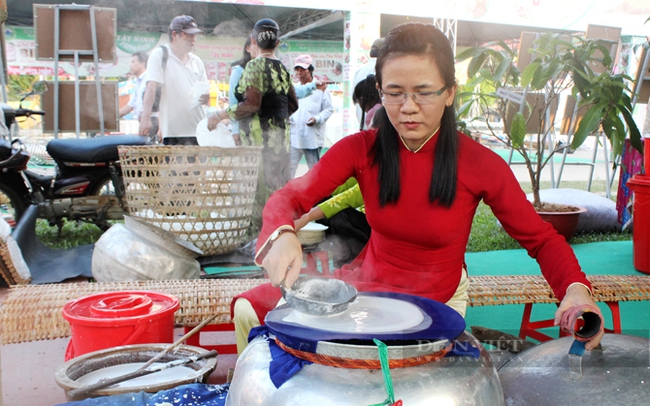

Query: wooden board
<box><xmin>34</xmin><ymin>5</ymin><xmax>116</xmax><ymax>62</ymax></box>
<box><xmin>585</xmin><ymin>24</ymin><xmax>621</xmax><ymax>75</ymax></box>
<box><xmin>41</xmin><ymin>81</ymin><xmax>119</xmax><ymax>132</ymax></box>
<box><xmin>560</xmin><ymin>95</ymin><xmax>591</xmax><ymax>135</ymax></box>
<box><xmin>504</xmin><ymin>92</ymin><xmax>559</xmax><ymax>135</ymax></box>
<box><xmin>516</xmin><ymin>32</ymin><xmax>538</xmax><ymax>71</ymax></box>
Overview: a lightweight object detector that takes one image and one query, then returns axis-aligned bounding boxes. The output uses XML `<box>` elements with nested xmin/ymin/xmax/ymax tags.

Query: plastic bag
<box><xmin>195</xmin><ymin>118</ymin><xmax>236</xmax><ymax>147</ymax></box>
<box><xmin>190</xmin><ymin>81</ymin><xmax>211</xmax><ymax>109</ymax></box>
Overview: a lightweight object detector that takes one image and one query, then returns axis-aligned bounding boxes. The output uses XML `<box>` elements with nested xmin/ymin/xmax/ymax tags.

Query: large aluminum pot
<box><xmin>226</xmin><ymin>331</ymin><xmax>505</xmax><ymax>406</ymax></box>
<box><xmin>92</xmin><ymin>216</ymin><xmax>203</xmax><ymax>281</ymax></box>
<box><xmin>498</xmin><ymin>334</ymin><xmax>650</xmax><ymax>405</ymax></box>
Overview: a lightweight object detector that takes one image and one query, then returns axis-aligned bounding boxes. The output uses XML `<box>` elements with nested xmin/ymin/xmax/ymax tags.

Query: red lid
<box><xmin>628</xmin><ymin>175</ymin><xmax>650</xmax><ymax>188</ymax></box>
<box><xmin>62</xmin><ymin>291</ymin><xmax>179</xmax><ymax>322</ymax></box>
<box><xmin>90</xmin><ymin>294</ymin><xmax>154</xmax><ymax>317</ymax></box>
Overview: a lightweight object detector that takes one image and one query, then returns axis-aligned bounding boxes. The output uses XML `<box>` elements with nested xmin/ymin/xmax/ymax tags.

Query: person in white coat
<box><xmin>289</xmin><ymin>54</ymin><xmax>334</xmax><ymax>178</ymax></box>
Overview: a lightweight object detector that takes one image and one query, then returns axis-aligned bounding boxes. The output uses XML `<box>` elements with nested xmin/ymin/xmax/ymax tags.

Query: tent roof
<box><xmin>5</xmin><ymin>0</ymin><xmax>580</xmax><ymax>45</ymax></box>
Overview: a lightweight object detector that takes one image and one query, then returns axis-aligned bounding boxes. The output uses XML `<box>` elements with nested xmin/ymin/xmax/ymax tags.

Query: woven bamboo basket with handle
<box><xmin>118</xmin><ymin>145</ymin><xmax>262</xmax><ymax>256</ymax></box>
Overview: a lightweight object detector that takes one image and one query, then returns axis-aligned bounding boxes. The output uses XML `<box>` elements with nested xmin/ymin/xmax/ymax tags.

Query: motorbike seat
<box><xmin>47</xmin><ymin>135</ymin><xmax>150</xmax><ymax>163</ymax></box>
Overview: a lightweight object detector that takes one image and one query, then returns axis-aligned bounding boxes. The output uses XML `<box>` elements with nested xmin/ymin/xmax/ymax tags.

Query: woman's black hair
<box><xmin>353</xmin><ymin>75</ymin><xmax>382</xmax><ymax>131</ymax></box>
<box><xmin>253</xmin><ymin>18</ymin><xmax>280</xmax><ymax>50</ymax></box>
<box><xmin>373</xmin><ymin>22</ymin><xmax>458</xmax><ymax>208</ymax></box>
<box><xmin>232</xmin><ymin>37</ymin><xmax>252</xmax><ymax>68</ymax></box>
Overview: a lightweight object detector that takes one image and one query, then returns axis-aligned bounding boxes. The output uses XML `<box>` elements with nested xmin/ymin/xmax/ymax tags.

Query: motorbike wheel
<box><xmin>90</xmin><ymin>175</ymin><xmax>117</xmax><ymax>196</ymax></box>
<box><xmin>0</xmin><ymin>182</ymin><xmax>26</xmax><ymax>227</ymax></box>
<box><xmin>88</xmin><ymin>175</ymin><xmax>124</xmax><ymax>231</ymax></box>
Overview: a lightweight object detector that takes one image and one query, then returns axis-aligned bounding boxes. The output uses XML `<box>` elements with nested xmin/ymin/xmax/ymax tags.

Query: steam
<box><xmin>212</xmin><ymin>19</ymin><xmax>251</xmax><ymax>38</ymax></box>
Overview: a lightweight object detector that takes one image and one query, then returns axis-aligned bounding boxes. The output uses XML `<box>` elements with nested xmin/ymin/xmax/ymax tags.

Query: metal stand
<box><xmin>505</xmin><ymin>86</ymin><xmax>559</xmax><ymax>188</ymax></box>
<box><xmin>52</xmin><ymin>4</ymin><xmax>105</xmax><ymax>138</ymax></box>
<box><xmin>0</xmin><ymin>23</ymin><xmax>7</xmax><ymax>104</ymax></box>
<box><xmin>556</xmin><ymin>95</ymin><xmax>612</xmax><ymax>197</ymax></box>
<box><xmin>631</xmin><ymin>44</ymin><xmax>650</xmax><ymax>107</ymax></box>
<box><xmin>556</xmin><ymin>37</ymin><xmax>620</xmax><ymax>197</ymax></box>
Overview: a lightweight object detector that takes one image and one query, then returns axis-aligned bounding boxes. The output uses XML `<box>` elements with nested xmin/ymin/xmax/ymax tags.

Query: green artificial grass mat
<box><xmin>464</xmin><ymin>240</ymin><xmax>650</xmax><ymax>341</ymax></box>
<box><xmin>204</xmin><ymin>265</ymin><xmax>262</xmax><ymax>275</ymax></box>
<box><xmin>491</xmin><ymin>148</ymin><xmax>602</xmax><ymax>164</ymax></box>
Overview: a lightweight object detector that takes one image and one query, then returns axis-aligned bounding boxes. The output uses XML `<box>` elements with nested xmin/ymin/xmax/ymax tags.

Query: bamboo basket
<box><xmin>118</xmin><ymin>145</ymin><xmax>262</xmax><ymax>256</ymax></box>
<box><xmin>0</xmin><ymin>239</ymin><xmax>31</xmax><ymax>285</ymax></box>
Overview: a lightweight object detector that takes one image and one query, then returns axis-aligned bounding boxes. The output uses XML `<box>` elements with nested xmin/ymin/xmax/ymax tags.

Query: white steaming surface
<box><xmin>76</xmin><ymin>362</ymin><xmax>197</xmax><ymax>389</ymax></box>
<box><xmin>283</xmin><ymin>296</ymin><xmax>425</xmax><ymax>333</ymax></box>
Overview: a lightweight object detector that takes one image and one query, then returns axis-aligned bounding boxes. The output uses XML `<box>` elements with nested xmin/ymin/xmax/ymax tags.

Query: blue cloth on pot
<box><xmin>56</xmin><ymin>383</ymin><xmax>229</xmax><ymax>406</ymax></box>
<box><xmin>446</xmin><ymin>341</ymin><xmax>481</xmax><ymax>358</ymax></box>
<box><xmin>249</xmin><ymin>325</ymin><xmax>313</xmax><ymax>388</ymax></box>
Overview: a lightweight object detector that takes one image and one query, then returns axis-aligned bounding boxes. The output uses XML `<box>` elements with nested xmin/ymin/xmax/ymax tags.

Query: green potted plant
<box><xmin>456</xmin><ymin>32</ymin><xmax>642</xmax><ymax>239</ymax></box>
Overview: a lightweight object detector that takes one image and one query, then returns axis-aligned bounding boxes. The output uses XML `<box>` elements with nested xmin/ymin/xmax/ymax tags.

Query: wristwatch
<box><xmin>269</xmin><ymin>228</ymin><xmax>296</xmax><ymax>243</ymax></box>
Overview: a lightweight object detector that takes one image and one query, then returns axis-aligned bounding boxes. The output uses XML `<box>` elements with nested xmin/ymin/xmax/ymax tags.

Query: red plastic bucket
<box><xmin>62</xmin><ymin>291</ymin><xmax>179</xmax><ymax>361</ymax></box>
<box><xmin>628</xmin><ymin>175</ymin><xmax>650</xmax><ymax>274</ymax></box>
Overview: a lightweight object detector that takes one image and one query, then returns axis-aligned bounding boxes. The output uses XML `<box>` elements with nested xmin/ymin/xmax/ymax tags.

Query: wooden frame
<box><xmin>41</xmin><ymin>81</ymin><xmax>118</xmax><ymax>132</ymax></box>
<box><xmin>34</xmin><ymin>5</ymin><xmax>116</xmax><ymax>62</ymax></box>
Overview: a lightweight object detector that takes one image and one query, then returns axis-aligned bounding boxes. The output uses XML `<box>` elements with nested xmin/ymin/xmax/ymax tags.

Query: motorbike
<box><xmin>0</xmin><ymin>81</ymin><xmax>151</xmax><ymax>230</ymax></box>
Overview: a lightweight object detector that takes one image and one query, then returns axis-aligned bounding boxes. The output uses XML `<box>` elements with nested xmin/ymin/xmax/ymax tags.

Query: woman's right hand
<box><xmin>262</xmin><ymin>233</ymin><xmax>303</xmax><ymax>289</ymax></box>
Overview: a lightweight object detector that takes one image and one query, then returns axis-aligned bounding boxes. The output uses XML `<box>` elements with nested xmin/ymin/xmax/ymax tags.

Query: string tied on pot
<box><xmin>368</xmin><ymin>338</ymin><xmax>403</xmax><ymax>406</ymax></box>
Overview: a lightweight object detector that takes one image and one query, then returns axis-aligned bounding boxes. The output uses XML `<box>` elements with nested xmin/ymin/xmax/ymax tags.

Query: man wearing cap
<box><xmin>352</xmin><ymin>38</ymin><xmax>384</xmax><ymax>130</ymax></box>
<box><xmin>139</xmin><ymin>15</ymin><xmax>209</xmax><ymax>145</ymax></box>
<box><xmin>289</xmin><ymin>54</ymin><xmax>333</xmax><ymax>178</ymax></box>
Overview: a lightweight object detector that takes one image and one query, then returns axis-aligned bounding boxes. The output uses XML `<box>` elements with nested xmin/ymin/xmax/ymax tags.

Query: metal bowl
<box><xmin>55</xmin><ymin>344</ymin><xmax>217</xmax><ymax>401</ymax></box>
<box><xmin>281</xmin><ymin>276</ymin><xmax>357</xmax><ymax>316</ymax></box>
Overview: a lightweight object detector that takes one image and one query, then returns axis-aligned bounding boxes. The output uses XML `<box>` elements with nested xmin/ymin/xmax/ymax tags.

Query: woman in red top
<box><xmin>233</xmin><ymin>22</ymin><xmax>603</xmax><ymax>354</ymax></box>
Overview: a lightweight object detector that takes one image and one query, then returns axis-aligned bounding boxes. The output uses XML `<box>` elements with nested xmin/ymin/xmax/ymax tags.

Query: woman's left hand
<box><xmin>207</xmin><ymin>114</ymin><xmax>221</xmax><ymax>131</ymax></box>
<box><xmin>554</xmin><ymin>284</ymin><xmax>605</xmax><ymax>350</ymax></box>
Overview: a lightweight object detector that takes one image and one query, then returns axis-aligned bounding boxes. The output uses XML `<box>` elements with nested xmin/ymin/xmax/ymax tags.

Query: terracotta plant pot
<box><xmin>537</xmin><ymin>206</ymin><xmax>587</xmax><ymax>241</ymax></box>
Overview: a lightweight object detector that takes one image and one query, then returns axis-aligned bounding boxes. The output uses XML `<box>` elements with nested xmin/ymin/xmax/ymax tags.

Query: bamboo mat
<box><xmin>0</xmin><ymin>279</ymin><xmax>266</xmax><ymax>345</ymax></box>
<box><xmin>3</xmin><ymin>273</ymin><xmax>650</xmax><ymax>345</ymax></box>
<box><xmin>467</xmin><ymin>274</ymin><xmax>650</xmax><ymax>306</ymax></box>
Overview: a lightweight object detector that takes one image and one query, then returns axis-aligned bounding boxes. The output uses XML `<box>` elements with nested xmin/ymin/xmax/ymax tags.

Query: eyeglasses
<box><xmin>380</xmin><ymin>86</ymin><xmax>447</xmax><ymax>105</ymax></box>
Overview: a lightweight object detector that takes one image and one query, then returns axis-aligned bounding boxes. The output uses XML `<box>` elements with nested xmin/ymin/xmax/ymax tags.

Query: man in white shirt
<box><xmin>289</xmin><ymin>54</ymin><xmax>334</xmax><ymax>178</ymax></box>
<box><xmin>139</xmin><ymin>15</ymin><xmax>209</xmax><ymax>145</ymax></box>
<box><xmin>119</xmin><ymin>52</ymin><xmax>148</xmax><ymax>121</ymax></box>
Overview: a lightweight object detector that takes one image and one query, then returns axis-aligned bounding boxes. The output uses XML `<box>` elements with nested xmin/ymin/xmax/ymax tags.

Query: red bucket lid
<box><xmin>62</xmin><ymin>291</ymin><xmax>179</xmax><ymax>324</ymax></box>
<box><xmin>628</xmin><ymin>175</ymin><xmax>650</xmax><ymax>188</ymax></box>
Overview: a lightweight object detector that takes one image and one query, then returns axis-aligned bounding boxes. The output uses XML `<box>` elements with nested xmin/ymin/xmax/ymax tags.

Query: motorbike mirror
<box><xmin>32</xmin><ymin>81</ymin><xmax>48</xmax><ymax>95</ymax></box>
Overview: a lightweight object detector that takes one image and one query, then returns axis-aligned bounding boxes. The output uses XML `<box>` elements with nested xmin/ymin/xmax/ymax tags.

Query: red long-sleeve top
<box><xmin>249</xmin><ymin>129</ymin><xmax>590</xmax><ymax>316</ymax></box>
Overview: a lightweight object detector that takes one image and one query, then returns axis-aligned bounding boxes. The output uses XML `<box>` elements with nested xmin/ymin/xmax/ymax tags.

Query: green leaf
<box><xmin>520</xmin><ymin>62</ymin><xmax>540</xmax><ymax>88</ymax></box>
<box><xmin>457</xmin><ymin>99</ymin><xmax>474</xmax><ymax>118</ymax></box>
<box><xmin>571</xmin><ymin>105</ymin><xmax>603</xmax><ymax>149</ymax></box>
<box><xmin>468</xmin><ymin>53</ymin><xmax>488</xmax><ymax>78</ymax></box>
<box><xmin>456</xmin><ymin>46</ymin><xmax>488</xmax><ymax>62</ymax></box>
<box><xmin>510</xmin><ymin>112</ymin><xmax>527</xmax><ymax>148</ymax></box>
<box><xmin>496</xmin><ymin>40</ymin><xmax>516</xmax><ymax>57</ymax></box>
<box><xmin>455</xmin><ymin>91</ymin><xmax>477</xmax><ymax>99</ymax></box>
<box><xmin>478</xmin><ymin>67</ymin><xmax>494</xmax><ymax>82</ymax></box>
<box><xmin>465</xmin><ymin>75</ymin><xmax>484</xmax><ymax>87</ymax></box>
<box><xmin>493</xmin><ymin>57</ymin><xmax>512</xmax><ymax>82</ymax></box>
<box><xmin>606</xmin><ymin>113</ymin><xmax>626</xmax><ymax>158</ymax></box>
<box><xmin>619</xmin><ymin>103</ymin><xmax>643</xmax><ymax>154</ymax></box>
